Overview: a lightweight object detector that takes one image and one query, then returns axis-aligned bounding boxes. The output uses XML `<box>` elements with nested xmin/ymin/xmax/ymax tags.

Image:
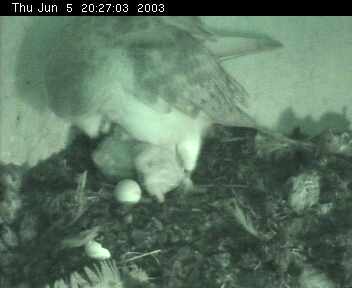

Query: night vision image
<box><xmin>1</xmin><ymin>16</ymin><xmax>352</xmax><ymax>288</ymax></box>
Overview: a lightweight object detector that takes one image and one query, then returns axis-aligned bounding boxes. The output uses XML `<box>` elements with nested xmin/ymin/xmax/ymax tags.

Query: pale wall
<box><xmin>203</xmin><ymin>16</ymin><xmax>352</xmax><ymax>134</ymax></box>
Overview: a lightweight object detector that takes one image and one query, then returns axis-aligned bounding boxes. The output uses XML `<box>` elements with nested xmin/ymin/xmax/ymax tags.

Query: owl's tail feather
<box><xmin>199</xmin><ymin>23</ymin><xmax>283</xmax><ymax>62</ymax></box>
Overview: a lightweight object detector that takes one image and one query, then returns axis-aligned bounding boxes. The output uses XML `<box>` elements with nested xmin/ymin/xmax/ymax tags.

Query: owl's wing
<box><xmin>41</xmin><ymin>16</ymin><xmax>279</xmax><ymax>128</ymax></box>
<box><xmin>127</xmin><ymin>29</ymin><xmax>257</xmax><ymax>128</ymax></box>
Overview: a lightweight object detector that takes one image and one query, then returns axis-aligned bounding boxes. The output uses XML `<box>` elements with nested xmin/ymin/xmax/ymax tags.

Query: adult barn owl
<box><xmin>18</xmin><ymin>17</ymin><xmax>282</xmax><ymax>200</ymax></box>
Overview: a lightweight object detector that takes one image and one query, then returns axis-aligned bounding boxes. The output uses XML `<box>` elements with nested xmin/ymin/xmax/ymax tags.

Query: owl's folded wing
<box><xmin>128</xmin><ymin>30</ymin><xmax>256</xmax><ymax>128</ymax></box>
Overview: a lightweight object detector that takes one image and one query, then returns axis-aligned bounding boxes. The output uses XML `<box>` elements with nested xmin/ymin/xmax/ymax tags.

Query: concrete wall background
<box><xmin>0</xmin><ymin>17</ymin><xmax>70</xmax><ymax>166</ymax></box>
<box><xmin>1</xmin><ymin>16</ymin><xmax>352</xmax><ymax>166</ymax></box>
<box><xmin>203</xmin><ymin>16</ymin><xmax>352</xmax><ymax>134</ymax></box>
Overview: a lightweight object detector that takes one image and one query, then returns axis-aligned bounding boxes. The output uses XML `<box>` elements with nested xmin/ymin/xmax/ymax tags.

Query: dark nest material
<box><xmin>1</xmin><ymin>127</ymin><xmax>352</xmax><ymax>288</ymax></box>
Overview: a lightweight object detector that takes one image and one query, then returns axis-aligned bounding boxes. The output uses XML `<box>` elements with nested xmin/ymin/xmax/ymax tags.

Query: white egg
<box><xmin>84</xmin><ymin>240</ymin><xmax>111</xmax><ymax>260</ymax></box>
<box><xmin>114</xmin><ymin>179</ymin><xmax>142</xmax><ymax>204</ymax></box>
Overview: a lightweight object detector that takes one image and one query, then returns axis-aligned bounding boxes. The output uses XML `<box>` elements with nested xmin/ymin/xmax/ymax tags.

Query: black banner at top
<box><xmin>1</xmin><ymin>0</ymin><xmax>274</xmax><ymax>16</ymax></box>
<box><xmin>5</xmin><ymin>0</ymin><xmax>155</xmax><ymax>15</ymax></box>
<box><xmin>1</xmin><ymin>0</ymin><xmax>333</xmax><ymax>16</ymax></box>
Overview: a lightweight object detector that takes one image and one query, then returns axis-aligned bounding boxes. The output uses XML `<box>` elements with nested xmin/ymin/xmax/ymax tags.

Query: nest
<box><xmin>1</xmin><ymin>127</ymin><xmax>352</xmax><ymax>288</ymax></box>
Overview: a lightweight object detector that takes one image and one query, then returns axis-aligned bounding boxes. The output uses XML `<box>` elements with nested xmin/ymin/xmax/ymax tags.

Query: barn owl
<box><xmin>17</xmin><ymin>17</ymin><xmax>282</xmax><ymax>201</ymax></box>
